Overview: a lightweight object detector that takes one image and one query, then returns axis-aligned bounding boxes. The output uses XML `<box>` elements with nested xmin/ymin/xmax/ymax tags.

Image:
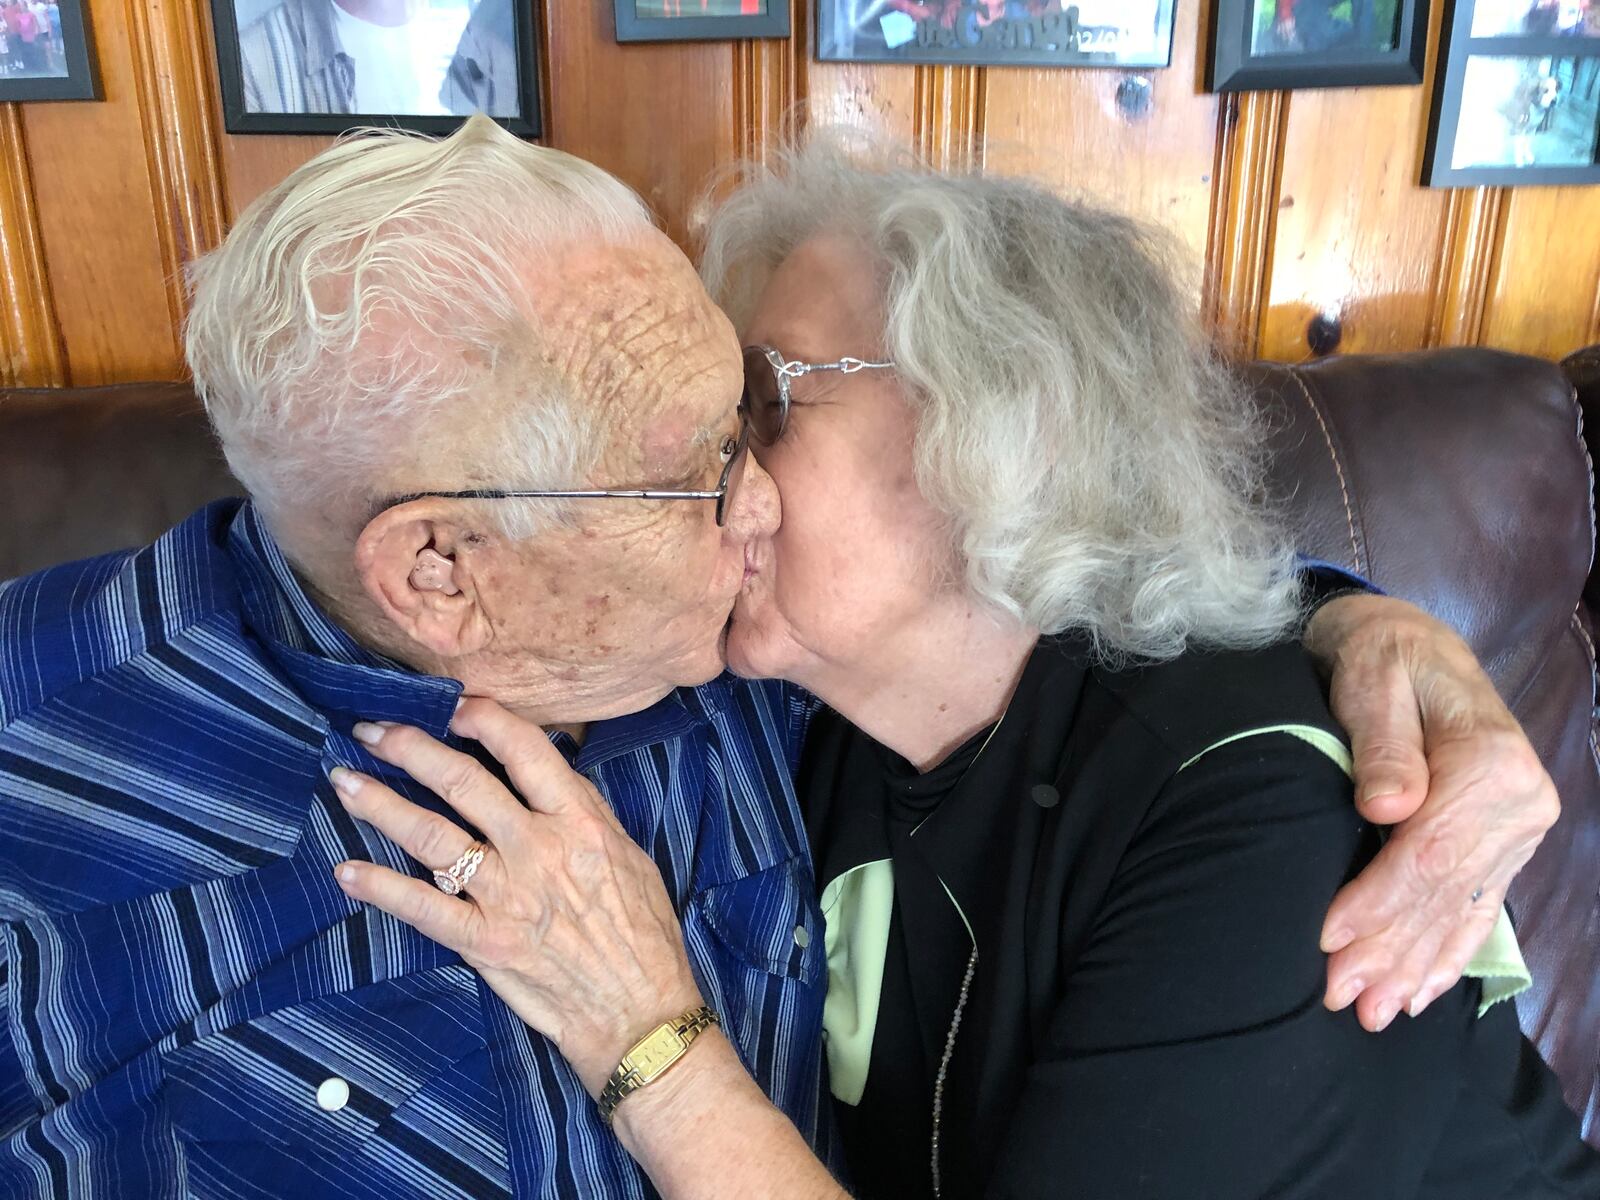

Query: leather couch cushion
<box><xmin>0</xmin><ymin>384</ymin><xmax>239</xmax><ymax>580</ymax></box>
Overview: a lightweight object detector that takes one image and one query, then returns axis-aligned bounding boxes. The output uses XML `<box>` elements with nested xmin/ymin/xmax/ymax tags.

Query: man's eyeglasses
<box><xmin>378</xmin><ymin>346</ymin><xmax>894</xmax><ymax>527</ymax></box>
<box><xmin>381</xmin><ymin>416</ymin><xmax>752</xmax><ymax>527</ymax></box>
<box><xmin>741</xmin><ymin>344</ymin><xmax>895</xmax><ymax>446</ymax></box>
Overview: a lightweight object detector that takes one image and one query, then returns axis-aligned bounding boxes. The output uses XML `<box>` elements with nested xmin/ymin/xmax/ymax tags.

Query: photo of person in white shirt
<box><xmin>236</xmin><ymin>0</ymin><xmax>519</xmax><ymax>117</ymax></box>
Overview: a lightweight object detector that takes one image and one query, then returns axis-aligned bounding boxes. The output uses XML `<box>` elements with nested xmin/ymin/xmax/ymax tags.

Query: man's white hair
<box><xmin>185</xmin><ymin>114</ymin><xmax>654</xmax><ymax>537</ymax></box>
<box><xmin>700</xmin><ymin>136</ymin><xmax>1302</xmax><ymax>662</ymax></box>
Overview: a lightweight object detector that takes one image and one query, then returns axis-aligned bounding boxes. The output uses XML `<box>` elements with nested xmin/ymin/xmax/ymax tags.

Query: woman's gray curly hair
<box><xmin>699</xmin><ymin>136</ymin><xmax>1303</xmax><ymax>663</ymax></box>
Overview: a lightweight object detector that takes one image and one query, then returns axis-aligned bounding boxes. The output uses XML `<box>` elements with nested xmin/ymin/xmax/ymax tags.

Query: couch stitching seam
<box><xmin>1288</xmin><ymin>368</ymin><xmax>1364</xmax><ymax>577</ymax></box>
<box><xmin>1572</xmin><ymin>608</ymin><xmax>1600</xmax><ymax>775</ymax></box>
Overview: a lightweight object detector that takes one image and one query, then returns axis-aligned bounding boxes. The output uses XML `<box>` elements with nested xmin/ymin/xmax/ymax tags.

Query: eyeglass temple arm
<box><xmin>387</xmin><ymin>488</ymin><xmax>725</xmax><ymax>505</ymax></box>
<box><xmin>777</xmin><ymin>357</ymin><xmax>895</xmax><ymax>378</ymax></box>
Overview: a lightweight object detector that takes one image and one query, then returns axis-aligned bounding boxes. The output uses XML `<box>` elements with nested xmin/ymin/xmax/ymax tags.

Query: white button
<box><xmin>316</xmin><ymin>1077</ymin><xmax>350</xmax><ymax>1112</ymax></box>
<box><xmin>793</xmin><ymin>924</ymin><xmax>811</xmax><ymax>949</ymax></box>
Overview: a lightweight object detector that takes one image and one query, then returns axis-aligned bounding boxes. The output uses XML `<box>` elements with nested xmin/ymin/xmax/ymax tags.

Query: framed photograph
<box><xmin>816</xmin><ymin>0</ymin><xmax>1177</xmax><ymax>68</ymax></box>
<box><xmin>1208</xmin><ymin>0</ymin><xmax>1430</xmax><ymax>90</ymax></box>
<box><xmin>1424</xmin><ymin>0</ymin><xmax>1600</xmax><ymax>185</ymax></box>
<box><xmin>0</xmin><ymin>0</ymin><xmax>99</xmax><ymax>101</ymax></box>
<box><xmin>210</xmin><ymin>0</ymin><xmax>540</xmax><ymax>136</ymax></box>
<box><xmin>615</xmin><ymin>0</ymin><xmax>789</xmax><ymax>41</ymax></box>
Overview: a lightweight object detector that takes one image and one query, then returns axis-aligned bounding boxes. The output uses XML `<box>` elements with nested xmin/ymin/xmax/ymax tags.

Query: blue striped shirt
<box><xmin>0</xmin><ymin>500</ymin><xmax>835</xmax><ymax>1198</ymax></box>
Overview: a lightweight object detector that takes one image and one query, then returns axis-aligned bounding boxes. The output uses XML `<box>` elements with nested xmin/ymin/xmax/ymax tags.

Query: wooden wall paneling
<box><xmin>543</xmin><ymin>0</ymin><xmax>736</xmax><ymax>248</ymax></box>
<box><xmin>915</xmin><ymin>65</ymin><xmax>983</xmax><ymax>168</ymax></box>
<box><xmin>0</xmin><ymin>106</ymin><xmax>65</xmax><ymax>386</ymax></box>
<box><xmin>733</xmin><ymin>0</ymin><xmax>804</xmax><ymax>164</ymax></box>
<box><xmin>127</xmin><ymin>0</ymin><xmax>230</xmax><ymax>334</ymax></box>
<box><xmin>983</xmin><ymin>0</ymin><xmax>1219</xmax><ymax>258</ymax></box>
<box><xmin>1428</xmin><ymin>187</ymin><xmax>1506</xmax><ymax>347</ymax></box>
<box><xmin>19</xmin><ymin>0</ymin><xmax>183</xmax><ymax>383</ymax></box>
<box><xmin>1478</xmin><ymin>188</ymin><xmax>1600</xmax><ymax>358</ymax></box>
<box><xmin>1257</xmin><ymin>3</ymin><xmax>1451</xmax><ymax>362</ymax></box>
<box><xmin>218</xmin><ymin>133</ymin><xmax>332</xmax><ymax>222</ymax></box>
<box><xmin>1203</xmin><ymin>91</ymin><xmax>1286</xmax><ymax>360</ymax></box>
<box><xmin>806</xmin><ymin>55</ymin><xmax>920</xmax><ymax>144</ymax></box>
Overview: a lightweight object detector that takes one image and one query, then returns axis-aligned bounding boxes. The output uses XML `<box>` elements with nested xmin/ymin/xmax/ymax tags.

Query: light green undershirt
<box><xmin>821</xmin><ymin>724</ymin><xmax>1532</xmax><ymax>1107</ymax></box>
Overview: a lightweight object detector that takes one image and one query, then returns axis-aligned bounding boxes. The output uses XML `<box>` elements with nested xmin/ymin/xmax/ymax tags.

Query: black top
<box><xmin>802</xmin><ymin>636</ymin><xmax>1600</xmax><ymax>1199</ymax></box>
<box><xmin>814</xmin><ymin>721</ymin><xmax>993</xmax><ymax>1198</ymax></box>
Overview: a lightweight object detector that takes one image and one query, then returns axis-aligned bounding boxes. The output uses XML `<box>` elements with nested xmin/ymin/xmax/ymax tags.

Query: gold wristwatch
<box><xmin>597</xmin><ymin>1005</ymin><xmax>720</xmax><ymax>1126</ymax></box>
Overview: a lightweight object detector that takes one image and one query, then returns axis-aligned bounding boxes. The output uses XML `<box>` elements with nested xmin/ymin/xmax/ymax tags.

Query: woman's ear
<box><xmin>354</xmin><ymin>506</ymin><xmax>489</xmax><ymax>659</ymax></box>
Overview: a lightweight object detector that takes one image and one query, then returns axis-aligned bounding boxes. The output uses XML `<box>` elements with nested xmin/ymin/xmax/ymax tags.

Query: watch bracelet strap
<box><xmin>598</xmin><ymin>1005</ymin><xmax>720</xmax><ymax>1126</ymax></box>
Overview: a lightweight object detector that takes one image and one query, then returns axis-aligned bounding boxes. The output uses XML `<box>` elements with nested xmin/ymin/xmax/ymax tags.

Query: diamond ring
<box><xmin>433</xmin><ymin>842</ymin><xmax>486</xmax><ymax>895</ymax></box>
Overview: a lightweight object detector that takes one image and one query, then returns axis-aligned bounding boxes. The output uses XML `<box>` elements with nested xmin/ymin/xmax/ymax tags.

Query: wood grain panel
<box><xmin>1429</xmin><ymin>187</ymin><xmax>1506</xmax><ymax>347</ymax></box>
<box><xmin>1480</xmin><ymin>187</ymin><xmax>1600</xmax><ymax>358</ymax></box>
<box><xmin>805</xmin><ymin>58</ymin><xmax>920</xmax><ymax>143</ymax></box>
<box><xmin>734</xmin><ymin>38</ymin><xmax>795</xmax><ymax>165</ymax></box>
<box><xmin>983</xmin><ymin>0</ymin><xmax>1218</xmax><ymax>256</ymax></box>
<box><xmin>544</xmin><ymin>0</ymin><xmax>735</xmax><ymax>247</ymax></box>
<box><xmin>1258</xmin><ymin>2</ymin><xmax>1451</xmax><ymax>362</ymax></box>
<box><xmin>8</xmin><ymin>0</ymin><xmax>1600</xmax><ymax>394</ymax></box>
<box><xmin>0</xmin><ymin>106</ymin><xmax>64</xmax><ymax>386</ymax></box>
<box><xmin>1204</xmin><ymin>91</ymin><xmax>1285</xmax><ymax>359</ymax></box>
<box><xmin>20</xmin><ymin>0</ymin><xmax>182</xmax><ymax>383</ymax></box>
<box><xmin>219</xmin><ymin>133</ymin><xmax>333</xmax><ymax>220</ymax></box>
<box><xmin>127</xmin><ymin>0</ymin><xmax>229</xmax><ymax>330</ymax></box>
<box><xmin>915</xmin><ymin>64</ymin><xmax>983</xmax><ymax>168</ymax></box>
<box><xmin>1259</xmin><ymin>85</ymin><xmax>1450</xmax><ymax>361</ymax></box>
<box><xmin>734</xmin><ymin>0</ymin><xmax>803</xmax><ymax>163</ymax></box>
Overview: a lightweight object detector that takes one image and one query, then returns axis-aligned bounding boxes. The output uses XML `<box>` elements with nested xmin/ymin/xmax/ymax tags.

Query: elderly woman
<box><xmin>330</xmin><ymin>147</ymin><xmax>1600</xmax><ymax>1197</ymax></box>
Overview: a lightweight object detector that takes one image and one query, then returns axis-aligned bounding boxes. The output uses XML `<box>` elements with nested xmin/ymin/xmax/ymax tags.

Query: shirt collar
<box><xmin>224</xmin><ymin>501</ymin><xmax>733</xmax><ymax>759</ymax></box>
<box><xmin>227</xmin><ymin>501</ymin><xmax>462</xmax><ymax>741</ymax></box>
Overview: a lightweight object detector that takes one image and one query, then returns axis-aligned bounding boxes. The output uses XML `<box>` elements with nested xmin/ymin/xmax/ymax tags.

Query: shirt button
<box><xmin>1031</xmin><ymin>783</ymin><xmax>1060</xmax><ymax>809</ymax></box>
<box><xmin>793</xmin><ymin>924</ymin><xmax>811</xmax><ymax>949</ymax></box>
<box><xmin>316</xmin><ymin>1077</ymin><xmax>351</xmax><ymax>1112</ymax></box>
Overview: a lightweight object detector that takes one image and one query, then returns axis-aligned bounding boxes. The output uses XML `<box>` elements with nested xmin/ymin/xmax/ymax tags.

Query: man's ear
<box><xmin>354</xmin><ymin>506</ymin><xmax>489</xmax><ymax>658</ymax></box>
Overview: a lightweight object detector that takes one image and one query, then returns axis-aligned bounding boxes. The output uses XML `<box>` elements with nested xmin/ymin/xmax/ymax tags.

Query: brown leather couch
<box><xmin>2</xmin><ymin>349</ymin><xmax>1597</xmax><ymax>1148</ymax></box>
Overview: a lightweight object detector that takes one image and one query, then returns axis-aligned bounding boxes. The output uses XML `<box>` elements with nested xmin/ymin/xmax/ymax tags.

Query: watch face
<box><xmin>624</xmin><ymin>1027</ymin><xmax>686</xmax><ymax>1080</ymax></box>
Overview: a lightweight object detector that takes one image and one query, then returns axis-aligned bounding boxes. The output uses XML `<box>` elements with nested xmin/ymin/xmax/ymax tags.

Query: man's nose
<box><xmin>726</xmin><ymin>450</ymin><xmax>781</xmax><ymax>541</ymax></box>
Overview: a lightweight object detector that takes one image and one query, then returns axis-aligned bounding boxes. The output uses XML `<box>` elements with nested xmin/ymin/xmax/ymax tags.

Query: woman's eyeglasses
<box><xmin>740</xmin><ymin>344</ymin><xmax>895</xmax><ymax>446</ymax></box>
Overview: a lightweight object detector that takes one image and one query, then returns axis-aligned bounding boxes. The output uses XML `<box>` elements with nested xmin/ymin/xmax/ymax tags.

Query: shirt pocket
<box><xmin>696</xmin><ymin>855</ymin><xmax>826</xmax><ymax>989</ymax></box>
<box><xmin>158</xmin><ymin>967</ymin><xmax>512</xmax><ymax>1199</ymax></box>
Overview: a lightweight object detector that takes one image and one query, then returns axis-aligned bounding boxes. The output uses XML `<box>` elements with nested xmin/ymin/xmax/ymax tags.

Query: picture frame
<box><xmin>209</xmin><ymin>0</ymin><xmax>541</xmax><ymax>137</ymax></box>
<box><xmin>614</xmin><ymin>0</ymin><xmax>790</xmax><ymax>41</ymax></box>
<box><xmin>0</xmin><ymin>0</ymin><xmax>100</xmax><ymax>102</ymax></box>
<box><xmin>1208</xmin><ymin>0</ymin><xmax>1430</xmax><ymax>90</ymax></box>
<box><xmin>1423</xmin><ymin>0</ymin><xmax>1600</xmax><ymax>186</ymax></box>
<box><xmin>815</xmin><ymin>0</ymin><xmax>1177</xmax><ymax>69</ymax></box>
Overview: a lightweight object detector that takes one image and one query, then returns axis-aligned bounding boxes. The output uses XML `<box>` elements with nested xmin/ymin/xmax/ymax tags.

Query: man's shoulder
<box><xmin>0</xmin><ymin>502</ymin><xmax>246</xmax><ymax>729</ymax></box>
<box><xmin>1085</xmin><ymin>638</ymin><xmax>1340</xmax><ymax>765</ymax></box>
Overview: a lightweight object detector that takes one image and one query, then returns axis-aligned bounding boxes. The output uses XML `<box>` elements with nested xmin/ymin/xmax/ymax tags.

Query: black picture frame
<box><xmin>815</xmin><ymin>0</ymin><xmax>1177</xmax><ymax>69</ymax></box>
<box><xmin>209</xmin><ymin>0</ymin><xmax>541</xmax><ymax>137</ymax></box>
<box><xmin>0</xmin><ymin>0</ymin><xmax>100</xmax><ymax>102</ymax></box>
<box><xmin>1208</xmin><ymin>0</ymin><xmax>1429</xmax><ymax>90</ymax></box>
<box><xmin>1423</xmin><ymin>0</ymin><xmax>1600</xmax><ymax>186</ymax></box>
<box><xmin>614</xmin><ymin>0</ymin><xmax>789</xmax><ymax>41</ymax></box>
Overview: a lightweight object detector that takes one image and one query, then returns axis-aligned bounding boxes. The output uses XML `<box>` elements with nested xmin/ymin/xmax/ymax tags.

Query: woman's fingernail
<box><xmin>1373</xmin><ymin>1000</ymin><xmax>1400</xmax><ymax>1031</ymax></box>
<box><xmin>352</xmin><ymin>722</ymin><xmax>384</xmax><ymax>746</ymax></box>
<box><xmin>1322</xmin><ymin>925</ymin><xmax>1354</xmax><ymax>953</ymax></box>
<box><xmin>329</xmin><ymin>766</ymin><xmax>362</xmax><ymax>798</ymax></box>
<box><xmin>336</xmin><ymin>862</ymin><xmax>359</xmax><ymax>884</ymax></box>
<box><xmin>1336</xmin><ymin>978</ymin><xmax>1366</xmax><ymax>1009</ymax></box>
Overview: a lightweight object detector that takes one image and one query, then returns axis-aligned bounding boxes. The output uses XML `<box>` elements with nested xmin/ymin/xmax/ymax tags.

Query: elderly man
<box><xmin>0</xmin><ymin>117</ymin><xmax>1561</xmax><ymax>1196</ymax></box>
